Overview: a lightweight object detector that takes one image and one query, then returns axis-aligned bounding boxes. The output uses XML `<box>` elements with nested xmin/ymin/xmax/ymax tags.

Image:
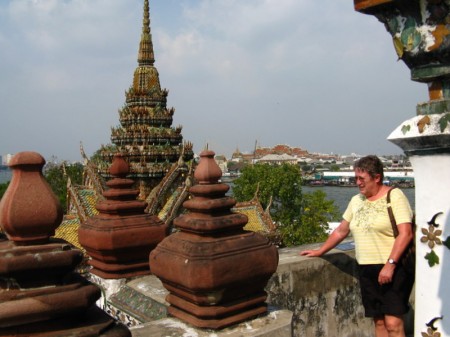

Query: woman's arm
<box><xmin>388</xmin><ymin>222</ymin><xmax>414</xmax><ymax>262</ymax></box>
<box><xmin>378</xmin><ymin>222</ymin><xmax>413</xmax><ymax>284</ymax></box>
<box><xmin>300</xmin><ymin>220</ymin><xmax>350</xmax><ymax>257</ymax></box>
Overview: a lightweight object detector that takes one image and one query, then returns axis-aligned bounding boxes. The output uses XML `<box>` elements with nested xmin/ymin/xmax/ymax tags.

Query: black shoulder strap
<box><xmin>387</xmin><ymin>187</ymin><xmax>399</xmax><ymax>237</ymax></box>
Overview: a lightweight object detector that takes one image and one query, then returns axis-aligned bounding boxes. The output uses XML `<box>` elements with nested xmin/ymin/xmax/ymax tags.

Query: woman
<box><xmin>301</xmin><ymin>155</ymin><xmax>414</xmax><ymax>337</ymax></box>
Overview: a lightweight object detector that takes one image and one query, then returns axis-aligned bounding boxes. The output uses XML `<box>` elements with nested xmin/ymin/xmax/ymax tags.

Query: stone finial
<box><xmin>0</xmin><ymin>151</ymin><xmax>130</xmax><ymax>336</ymax></box>
<box><xmin>79</xmin><ymin>154</ymin><xmax>168</xmax><ymax>279</ymax></box>
<box><xmin>0</xmin><ymin>151</ymin><xmax>63</xmax><ymax>244</ymax></box>
<box><xmin>149</xmin><ymin>148</ymin><xmax>279</xmax><ymax>329</ymax></box>
<box><xmin>194</xmin><ymin>150</ymin><xmax>223</xmax><ymax>184</ymax></box>
<box><xmin>109</xmin><ymin>154</ymin><xmax>130</xmax><ymax>178</ymax></box>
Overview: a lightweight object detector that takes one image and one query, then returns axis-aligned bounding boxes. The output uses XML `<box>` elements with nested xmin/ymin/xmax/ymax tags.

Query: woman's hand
<box><xmin>300</xmin><ymin>249</ymin><xmax>323</xmax><ymax>257</ymax></box>
<box><xmin>299</xmin><ymin>220</ymin><xmax>350</xmax><ymax>258</ymax></box>
<box><xmin>378</xmin><ymin>263</ymin><xmax>395</xmax><ymax>285</ymax></box>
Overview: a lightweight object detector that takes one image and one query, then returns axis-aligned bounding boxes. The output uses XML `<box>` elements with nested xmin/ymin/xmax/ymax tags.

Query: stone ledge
<box><xmin>130</xmin><ymin>309</ymin><xmax>293</xmax><ymax>337</ymax></box>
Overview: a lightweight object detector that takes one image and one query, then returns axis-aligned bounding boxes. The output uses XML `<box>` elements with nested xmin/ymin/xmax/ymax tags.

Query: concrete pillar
<box><xmin>352</xmin><ymin>1</ymin><xmax>450</xmax><ymax>335</ymax></box>
<box><xmin>389</xmin><ymin>113</ymin><xmax>450</xmax><ymax>336</ymax></box>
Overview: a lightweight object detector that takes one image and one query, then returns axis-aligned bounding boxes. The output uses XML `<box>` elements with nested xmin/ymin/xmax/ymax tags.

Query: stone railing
<box><xmin>121</xmin><ymin>240</ymin><xmax>415</xmax><ymax>336</ymax></box>
<box><xmin>266</xmin><ymin>242</ymin><xmax>413</xmax><ymax>337</ymax></box>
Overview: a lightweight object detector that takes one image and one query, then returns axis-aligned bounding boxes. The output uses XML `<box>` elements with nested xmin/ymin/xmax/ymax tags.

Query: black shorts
<box><xmin>358</xmin><ymin>264</ymin><xmax>414</xmax><ymax>318</ymax></box>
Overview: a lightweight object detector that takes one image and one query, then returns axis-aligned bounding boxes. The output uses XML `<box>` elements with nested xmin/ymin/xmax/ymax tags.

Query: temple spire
<box><xmin>138</xmin><ymin>0</ymin><xmax>155</xmax><ymax>66</ymax></box>
<box><xmin>99</xmin><ymin>0</ymin><xmax>194</xmax><ymax>200</ymax></box>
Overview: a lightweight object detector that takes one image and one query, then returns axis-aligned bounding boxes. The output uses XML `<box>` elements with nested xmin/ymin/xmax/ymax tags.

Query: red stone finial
<box><xmin>0</xmin><ymin>151</ymin><xmax>130</xmax><ymax>335</ymax></box>
<box><xmin>109</xmin><ymin>154</ymin><xmax>130</xmax><ymax>178</ymax></box>
<box><xmin>0</xmin><ymin>151</ymin><xmax>62</xmax><ymax>244</ymax></box>
<box><xmin>194</xmin><ymin>150</ymin><xmax>223</xmax><ymax>184</ymax></box>
<box><xmin>79</xmin><ymin>152</ymin><xmax>168</xmax><ymax>279</ymax></box>
<box><xmin>149</xmin><ymin>147</ymin><xmax>279</xmax><ymax>329</ymax></box>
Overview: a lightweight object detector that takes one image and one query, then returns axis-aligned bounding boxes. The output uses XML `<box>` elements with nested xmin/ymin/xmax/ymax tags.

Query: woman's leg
<box><xmin>374</xmin><ymin>315</ymin><xmax>405</xmax><ymax>337</ymax></box>
<box><xmin>374</xmin><ymin>317</ymin><xmax>388</xmax><ymax>337</ymax></box>
<box><xmin>383</xmin><ymin>314</ymin><xmax>405</xmax><ymax>337</ymax></box>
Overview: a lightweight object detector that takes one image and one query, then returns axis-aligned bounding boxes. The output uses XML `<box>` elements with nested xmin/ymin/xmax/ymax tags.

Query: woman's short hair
<box><xmin>354</xmin><ymin>155</ymin><xmax>384</xmax><ymax>180</ymax></box>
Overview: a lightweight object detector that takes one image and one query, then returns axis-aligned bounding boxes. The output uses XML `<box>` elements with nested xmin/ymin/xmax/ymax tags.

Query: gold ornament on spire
<box><xmin>138</xmin><ymin>0</ymin><xmax>155</xmax><ymax>66</ymax></box>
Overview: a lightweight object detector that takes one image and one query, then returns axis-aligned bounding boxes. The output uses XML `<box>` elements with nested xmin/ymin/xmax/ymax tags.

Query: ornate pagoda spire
<box><xmin>132</xmin><ymin>0</ymin><xmax>162</xmax><ymax>98</ymax></box>
<box><xmin>99</xmin><ymin>0</ymin><xmax>194</xmax><ymax>200</ymax></box>
<box><xmin>138</xmin><ymin>0</ymin><xmax>155</xmax><ymax>66</ymax></box>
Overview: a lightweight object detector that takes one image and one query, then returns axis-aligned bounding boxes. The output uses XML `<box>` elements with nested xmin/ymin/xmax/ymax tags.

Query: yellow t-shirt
<box><xmin>343</xmin><ymin>188</ymin><xmax>413</xmax><ymax>265</ymax></box>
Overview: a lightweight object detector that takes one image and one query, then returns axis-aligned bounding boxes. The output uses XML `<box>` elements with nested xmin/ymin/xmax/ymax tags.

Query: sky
<box><xmin>0</xmin><ymin>0</ymin><xmax>429</xmax><ymax>162</ymax></box>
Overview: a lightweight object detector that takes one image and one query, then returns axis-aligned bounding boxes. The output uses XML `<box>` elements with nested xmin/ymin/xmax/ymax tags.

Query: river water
<box><xmin>302</xmin><ymin>185</ymin><xmax>416</xmax><ymax>214</ymax></box>
<box><xmin>0</xmin><ymin>170</ymin><xmax>11</xmax><ymax>184</ymax></box>
<box><xmin>226</xmin><ymin>181</ymin><xmax>415</xmax><ymax>214</ymax></box>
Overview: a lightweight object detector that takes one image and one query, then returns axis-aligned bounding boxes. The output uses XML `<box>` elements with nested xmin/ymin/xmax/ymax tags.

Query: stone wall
<box><xmin>266</xmin><ymin>242</ymin><xmax>374</xmax><ymax>337</ymax></box>
<box><xmin>96</xmin><ymin>239</ymin><xmax>415</xmax><ymax>337</ymax></box>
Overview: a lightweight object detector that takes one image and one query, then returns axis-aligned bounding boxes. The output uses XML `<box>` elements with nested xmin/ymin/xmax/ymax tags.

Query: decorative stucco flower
<box><xmin>421</xmin><ymin>225</ymin><xmax>443</xmax><ymax>249</ymax></box>
<box><xmin>422</xmin><ymin>327</ymin><xmax>441</xmax><ymax>337</ymax></box>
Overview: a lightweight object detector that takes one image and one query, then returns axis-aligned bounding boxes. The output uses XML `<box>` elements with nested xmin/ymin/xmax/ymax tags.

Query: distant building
<box><xmin>231</xmin><ymin>148</ymin><xmax>255</xmax><ymax>164</ymax></box>
<box><xmin>255</xmin><ymin>144</ymin><xmax>308</xmax><ymax>157</ymax></box>
<box><xmin>256</xmin><ymin>154</ymin><xmax>298</xmax><ymax>165</ymax></box>
<box><xmin>231</xmin><ymin>144</ymin><xmax>308</xmax><ymax>164</ymax></box>
<box><xmin>2</xmin><ymin>154</ymin><xmax>13</xmax><ymax>165</ymax></box>
<box><xmin>214</xmin><ymin>155</ymin><xmax>228</xmax><ymax>174</ymax></box>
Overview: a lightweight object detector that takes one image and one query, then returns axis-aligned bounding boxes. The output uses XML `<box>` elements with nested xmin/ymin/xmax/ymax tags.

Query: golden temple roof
<box><xmin>55</xmin><ymin>214</ymin><xmax>85</xmax><ymax>253</ymax></box>
<box><xmin>77</xmin><ymin>188</ymin><xmax>99</xmax><ymax>217</ymax></box>
<box><xmin>233</xmin><ymin>197</ymin><xmax>276</xmax><ymax>234</ymax></box>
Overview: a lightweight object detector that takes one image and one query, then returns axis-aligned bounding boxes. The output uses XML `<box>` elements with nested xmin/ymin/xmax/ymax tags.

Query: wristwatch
<box><xmin>387</xmin><ymin>258</ymin><xmax>397</xmax><ymax>265</ymax></box>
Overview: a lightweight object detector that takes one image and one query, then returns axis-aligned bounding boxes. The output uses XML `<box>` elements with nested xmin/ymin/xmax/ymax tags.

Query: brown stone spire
<box><xmin>0</xmin><ymin>152</ymin><xmax>62</xmax><ymax>244</ymax></box>
<box><xmin>138</xmin><ymin>0</ymin><xmax>155</xmax><ymax>66</ymax></box>
<box><xmin>79</xmin><ymin>154</ymin><xmax>169</xmax><ymax>279</ymax></box>
<box><xmin>0</xmin><ymin>151</ymin><xmax>130</xmax><ymax>336</ymax></box>
<box><xmin>149</xmin><ymin>149</ymin><xmax>279</xmax><ymax>329</ymax></box>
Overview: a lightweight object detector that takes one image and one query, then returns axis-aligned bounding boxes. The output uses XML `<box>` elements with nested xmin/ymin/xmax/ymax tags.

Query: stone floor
<box><xmin>130</xmin><ymin>309</ymin><xmax>293</xmax><ymax>337</ymax></box>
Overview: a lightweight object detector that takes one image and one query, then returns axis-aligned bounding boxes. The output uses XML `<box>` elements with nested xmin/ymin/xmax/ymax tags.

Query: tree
<box><xmin>90</xmin><ymin>144</ymin><xmax>117</xmax><ymax>166</ymax></box>
<box><xmin>232</xmin><ymin>163</ymin><xmax>340</xmax><ymax>247</ymax></box>
<box><xmin>0</xmin><ymin>181</ymin><xmax>9</xmax><ymax>200</ymax></box>
<box><xmin>282</xmin><ymin>189</ymin><xmax>340</xmax><ymax>246</ymax></box>
<box><xmin>330</xmin><ymin>164</ymin><xmax>341</xmax><ymax>172</ymax></box>
<box><xmin>44</xmin><ymin>161</ymin><xmax>83</xmax><ymax>213</ymax></box>
<box><xmin>301</xmin><ymin>164</ymin><xmax>313</xmax><ymax>173</ymax></box>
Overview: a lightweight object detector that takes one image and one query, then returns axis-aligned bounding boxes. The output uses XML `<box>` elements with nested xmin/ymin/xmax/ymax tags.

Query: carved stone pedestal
<box><xmin>79</xmin><ymin>154</ymin><xmax>168</xmax><ymax>279</ymax></box>
<box><xmin>150</xmin><ymin>150</ymin><xmax>279</xmax><ymax>329</ymax></box>
<box><xmin>0</xmin><ymin>151</ymin><xmax>130</xmax><ymax>337</ymax></box>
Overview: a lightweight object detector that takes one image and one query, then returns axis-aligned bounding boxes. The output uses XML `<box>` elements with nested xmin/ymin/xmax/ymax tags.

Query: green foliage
<box><xmin>329</xmin><ymin>164</ymin><xmax>341</xmax><ymax>172</ymax></box>
<box><xmin>0</xmin><ymin>181</ymin><xmax>10</xmax><ymax>200</ymax></box>
<box><xmin>44</xmin><ymin>161</ymin><xmax>83</xmax><ymax>213</ymax></box>
<box><xmin>90</xmin><ymin>144</ymin><xmax>117</xmax><ymax>166</ymax></box>
<box><xmin>282</xmin><ymin>190</ymin><xmax>340</xmax><ymax>247</ymax></box>
<box><xmin>301</xmin><ymin>164</ymin><xmax>312</xmax><ymax>172</ymax></box>
<box><xmin>232</xmin><ymin>163</ymin><xmax>340</xmax><ymax>247</ymax></box>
